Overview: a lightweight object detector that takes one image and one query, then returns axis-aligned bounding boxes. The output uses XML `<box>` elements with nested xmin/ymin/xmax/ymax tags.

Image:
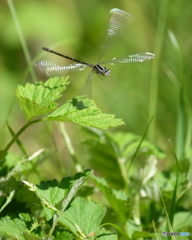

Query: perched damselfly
<box><xmin>35</xmin><ymin>8</ymin><xmax>155</xmax><ymax>97</ymax></box>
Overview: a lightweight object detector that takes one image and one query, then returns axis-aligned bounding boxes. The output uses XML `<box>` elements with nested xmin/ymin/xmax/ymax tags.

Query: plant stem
<box><xmin>0</xmin><ymin>119</ymin><xmax>44</xmax><ymax>162</ymax></box>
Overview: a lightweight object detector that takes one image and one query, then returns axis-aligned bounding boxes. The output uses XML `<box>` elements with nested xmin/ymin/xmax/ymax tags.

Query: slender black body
<box><xmin>42</xmin><ymin>47</ymin><xmax>111</xmax><ymax>76</ymax></box>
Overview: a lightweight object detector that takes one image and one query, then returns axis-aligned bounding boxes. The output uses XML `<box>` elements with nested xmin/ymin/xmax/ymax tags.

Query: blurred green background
<box><xmin>0</xmin><ymin>0</ymin><xmax>192</xmax><ymax>179</ymax></box>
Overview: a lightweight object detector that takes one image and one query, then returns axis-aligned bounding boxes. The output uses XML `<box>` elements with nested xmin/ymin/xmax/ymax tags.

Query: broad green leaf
<box><xmin>48</xmin><ymin>96</ymin><xmax>124</xmax><ymax>130</ymax></box>
<box><xmin>0</xmin><ymin>214</ymin><xmax>33</xmax><ymax>240</ymax></box>
<box><xmin>35</xmin><ymin>169</ymin><xmax>93</xmax><ymax>221</ymax></box>
<box><xmin>91</xmin><ymin>175</ymin><xmax>132</xmax><ymax>225</ymax></box>
<box><xmin>16</xmin><ymin>77</ymin><xmax>69</xmax><ymax>121</ymax></box>
<box><xmin>59</xmin><ymin>197</ymin><xmax>106</xmax><ymax>237</ymax></box>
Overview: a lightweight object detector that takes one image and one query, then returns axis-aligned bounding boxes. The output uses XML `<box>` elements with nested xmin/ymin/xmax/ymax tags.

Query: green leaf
<box><xmin>91</xmin><ymin>175</ymin><xmax>132</xmax><ymax>225</ymax></box>
<box><xmin>35</xmin><ymin>169</ymin><xmax>93</xmax><ymax>221</ymax></box>
<box><xmin>0</xmin><ymin>214</ymin><xmax>33</xmax><ymax>240</ymax></box>
<box><xmin>16</xmin><ymin>77</ymin><xmax>69</xmax><ymax>121</ymax></box>
<box><xmin>59</xmin><ymin>197</ymin><xmax>106</xmax><ymax>237</ymax></box>
<box><xmin>48</xmin><ymin>96</ymin><xmax>124</xmax><ymax>130</ymax></box>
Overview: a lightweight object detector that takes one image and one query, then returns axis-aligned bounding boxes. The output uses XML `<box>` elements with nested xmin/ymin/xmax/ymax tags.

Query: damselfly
<box><xmin>35</xmin><ymin>8</ymin><xmax>155</xmax><ymax>97</ymax></box>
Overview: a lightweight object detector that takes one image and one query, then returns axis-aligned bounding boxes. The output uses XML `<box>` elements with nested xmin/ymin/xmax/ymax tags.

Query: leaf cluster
<box><xmin>0</xmin><ymin>78</ymin><xmax>192</xmax><ymax>240</ymax></box>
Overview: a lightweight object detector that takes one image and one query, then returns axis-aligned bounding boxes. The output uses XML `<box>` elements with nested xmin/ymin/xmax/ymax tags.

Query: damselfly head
<box><xmin>104</xmin><ymin>68</ymin><xmax>111</xmax><ymax>76</ymax></box>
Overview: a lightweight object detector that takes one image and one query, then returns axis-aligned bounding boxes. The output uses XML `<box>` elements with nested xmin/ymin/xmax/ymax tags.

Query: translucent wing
<box><xmin>106</xmin><ymin>8</ymin><xmax>134</xmax><ymax>40</ymax></box>
<box><xmin>80</xmin><ymin>70</ymin><xmax>93</xmax><ymax>98</ymax></box>
<box><xmin>100</xmin><ymin>52</ymin><xmax>155</xmax><ymax>65</ymax></box>
<box><xmin>99</xmin><ymin>8</ymin><xmax>134</xmax><ymax>61</ymax></box>
<box><xmin>34</xmin><ymin>60</ymin><xmax>88</xmax><ymax>77</ymax></box>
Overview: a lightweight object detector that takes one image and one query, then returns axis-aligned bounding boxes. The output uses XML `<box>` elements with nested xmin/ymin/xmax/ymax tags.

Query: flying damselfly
<box><xmin>35</xmin><ymin>8</ymin><xmax>155</xmax><ymax>97</ymax></box>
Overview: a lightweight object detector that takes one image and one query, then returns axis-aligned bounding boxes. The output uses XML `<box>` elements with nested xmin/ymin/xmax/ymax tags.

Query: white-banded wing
<box><xmin>100</xmin><ymin>52</ymin><xmax>155</xmax><ymax>65</ymax></box>
<box><xmin>107</xmin><ymin>8</ymin><xmax>134</xmax><ymax>39</ymax></box>
<box><xmin>99</xmin><ymin>8</ymin><xmax>134</xmax><ymax>61</ymax></box>
<box><xmin>34</xmin><ymin>60</ymin><xmax>88</xmax><ymax>77</ymax></box>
